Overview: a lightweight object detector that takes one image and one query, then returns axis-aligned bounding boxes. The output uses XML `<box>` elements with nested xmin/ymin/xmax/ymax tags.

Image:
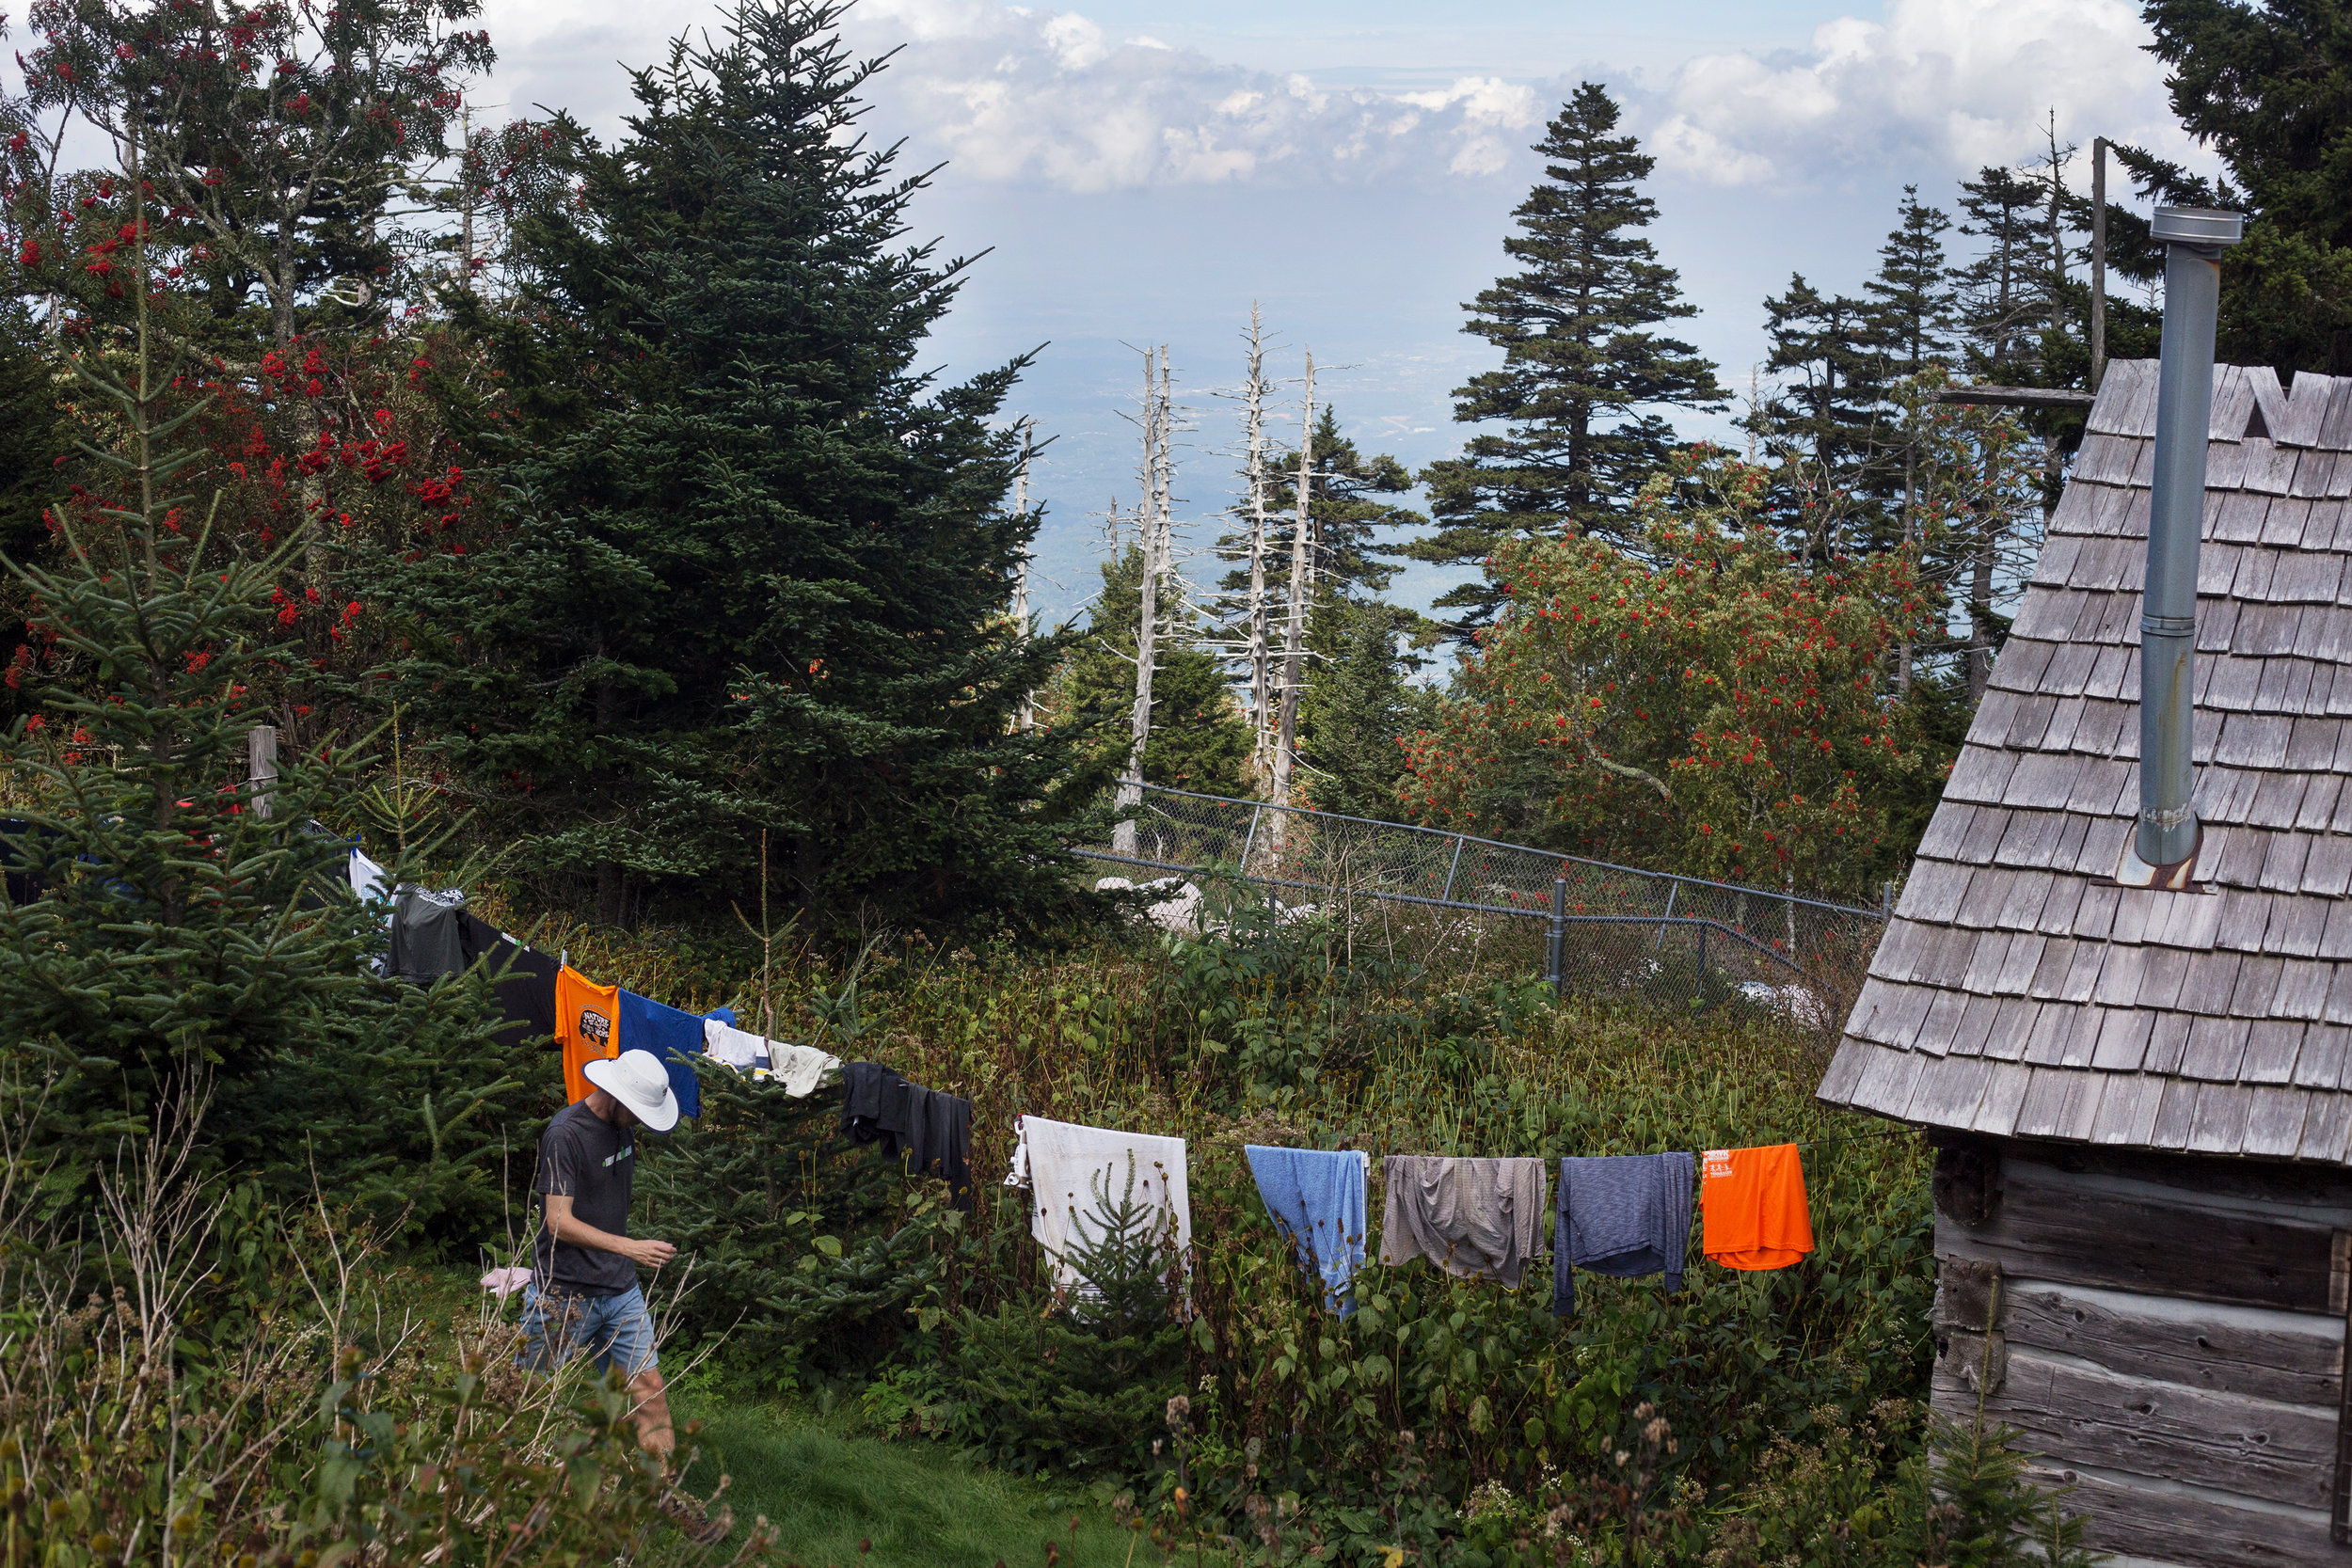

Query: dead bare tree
<box><xmin>1240</xmin><ymin>308</ymin><xmax>1276</xmax><ymax>792</ymax></box>
<box><xmin>1270</xmin><ymin>347</ymin><xmax>1316</xmax><ymax>814</ymax></box>
<box><xmin>1113</xmin><ymin>348</ymin><xmax>1171</xmax><ymax>857</ymax></box>
<box><xmin>1011</xmin><ymin>419</ymin><xmax>1039</xmax><ymax>733</ymax></box>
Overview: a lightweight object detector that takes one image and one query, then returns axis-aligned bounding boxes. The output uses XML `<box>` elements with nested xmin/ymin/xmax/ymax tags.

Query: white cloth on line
<box><xmin>703</xmin><ymin>1020</ymin><xmax>840</xmax><ymax>1097</ymax></box>
<box><xmin>1006</xmin><ymin>1114</ymin><xmax>1191</xmax><ymax>1291</ymax></box>
<box><xmin>349</xmin><ymin>847</ymin><xmax>388</xmax><ymax>904</ymax></box>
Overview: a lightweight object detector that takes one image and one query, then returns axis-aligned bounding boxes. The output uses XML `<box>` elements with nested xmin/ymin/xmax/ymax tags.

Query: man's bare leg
<box><xmin>628</xmin><ymin>1366</ymin><xmax>675</xmax><ymax>1462</ymax></box>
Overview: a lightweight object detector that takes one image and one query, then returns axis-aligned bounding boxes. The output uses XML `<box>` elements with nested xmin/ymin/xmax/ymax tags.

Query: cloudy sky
<box><xmin>472</xmin><ymin>0</ymin><xmax>2208</xmax><ymax>622</ymax></box>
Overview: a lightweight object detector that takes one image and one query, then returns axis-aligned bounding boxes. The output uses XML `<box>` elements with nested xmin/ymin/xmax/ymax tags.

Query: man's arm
<box><xmin>544</xmin><ymin>1194</ymin><xmax>676</xmax><ymax>1270</ymax></box>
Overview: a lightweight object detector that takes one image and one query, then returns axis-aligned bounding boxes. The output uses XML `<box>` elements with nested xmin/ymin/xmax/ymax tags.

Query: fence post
<box><xmin>1694</xmin><ymin>925</ymin><xmax>1708</xmax><ymax>1005</ymax></box>
<box><xmin>1441</xmin><ymin>834</ymin><xmax>1466</xmax><ymax>902</ymax></box>
<box><xmin>1548</xmin><ymin>878</ymin><xmax>1566</xmax><ymax>998</ymax></box>
<box><xmin>1240</xmin><ymin>804</ymin><xmax>1263</xmax><ymax>878</ymax></box>
<box><xmin>247</xmin><ymin>725</ymin><xmax>278</xmax><ymax>820</ymax></box>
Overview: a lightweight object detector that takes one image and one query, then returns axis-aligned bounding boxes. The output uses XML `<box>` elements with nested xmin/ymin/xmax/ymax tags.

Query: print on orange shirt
<box><xmin>556</xmin><ymin>966</ymin><xmax>621</xmax><ymax>1104</ymax></box>
<box><xmin>1700</xmin><ymin>1144</ymin><xmax>1814</xmax><ymax>1271</ymax></box>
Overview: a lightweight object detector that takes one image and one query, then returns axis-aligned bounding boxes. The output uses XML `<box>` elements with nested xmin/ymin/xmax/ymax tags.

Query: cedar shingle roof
<box><xmin>1816</xmin><ymin>359</ymin><xmax>2352</xmax><ymax>1162</ymax></box>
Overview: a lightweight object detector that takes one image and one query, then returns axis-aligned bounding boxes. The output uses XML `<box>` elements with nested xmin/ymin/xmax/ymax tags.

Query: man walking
<box><xmin>524</xmin><ymin>1048</ymin><xmax>726</xmax><ymax>1543</ymax></box>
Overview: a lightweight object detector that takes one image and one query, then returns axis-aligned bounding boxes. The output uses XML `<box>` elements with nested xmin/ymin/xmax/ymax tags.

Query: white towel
<box><xmin>1006</xmin><ymin>1114</ymin><xmax>1191</xmax><ymax>1291</ymax></box>
<box><xmin>703</xmin><ymin>1020</ymin><xmax>839</xmax><ymax>1097</ymax></box>
<box><xmin>349</xmin><ymin>847</ymin><xmax>388</xmax><ymax>904</ymax></box>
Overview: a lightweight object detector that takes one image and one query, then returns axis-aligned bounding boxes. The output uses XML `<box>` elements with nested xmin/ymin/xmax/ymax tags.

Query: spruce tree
<box><xmin>1295</xmin><ymin>601</ymin><xmax>1433</xmax><ymax>820</ymax></box>
<box><xmin>1747</xmin><ymin>276</ymin><xmax>1887</xmax><ymax>555</ymax></box>
<box><xmin>1868</xmin><ymin>187</ymin><xmax>1957</xmax><ymax>376</ymax></box>
<box><xmin>1411</xmin><ymin>83</ymin><xmax>1721</xmax><ymax>631</ymax></box>
<box><xmin>1224</xmin><ymin>405</ymin><xmax>1422</xmax><ymax>608</ymax></box>
<box><xmin>1954</xmin><ymin>166</ymin><xmax>2051</xmax><ymax>381</ymax></box>
<box><xmin>1057</xmin><ymin>546</ymin><xmax>1253</xmax><ymax>799</ymax></box>
<box><xmin>386</xmin><ymin>0</ymin><xmax>1093</xmax><ymax>934</ymax></box>
<box><xmin>2141</xmin><ymin>0</ymin><xmax>2352</xmax><ymax>372</ymax></box>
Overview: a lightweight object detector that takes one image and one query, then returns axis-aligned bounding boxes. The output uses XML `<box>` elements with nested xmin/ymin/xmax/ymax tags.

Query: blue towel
<box><xmin>1552</xmin><ymin>1152</ymin><xmax>1693</xmax><ymax>1317</ymax></box>
<box><xmin>1246</xmin><ymin>1146</ymin><xmax>1368</xmax><ymax>1316</ymax></box>
<box><xmin>616</xmin><ymin>990</ymin><xmax>707</xmax><ymax>1119</ymax></box>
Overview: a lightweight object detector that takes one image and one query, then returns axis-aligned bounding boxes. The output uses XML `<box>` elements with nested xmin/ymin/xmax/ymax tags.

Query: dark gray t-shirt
<box><xmin>532</xmin><ymin>1101</ymin><xmax>637</xmax><ymax>1296</ymax></box>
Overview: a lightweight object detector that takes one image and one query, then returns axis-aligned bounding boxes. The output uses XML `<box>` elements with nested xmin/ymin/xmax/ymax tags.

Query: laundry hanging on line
<box><xmin>389</xmin><ymin>887</ymin><xmax>468</xmax><ymax>981</ymax></box>
<box><xmin>705</xmin><ymin>1019</ymin><xmax>841</xmax><ymax>1096</ymax></box>
<box><xmin>1701</xmin><ymin>1144</ymin><xmax>1814</xmax><ymax>1271</ymax></box>
<box><xmin>1379</xmin><ymin>1156</ymin><xmax>1547</xmax><ymax>1289</ymax></box>
<box><xmin>349</xmin><ymin>847</ymin><xmax>388</xmax><ymax>906</ymax></box>
<box><xmin>1246</xmin><ymin>1146</ymin><xmax>1368</xmax><ymax>1316</ymax></box>
<box><xmin>1551</xmin><ymin>1152</ymin><xmax>1693</xmax><ymax>1318</ymax></box>
<box><xmin>617</xmin><ymin>990</ymin><xmax>723</xmax><ymax>1120</ymax></box>
<box><xmin>557</xmin><ymin>966</ymin><xmax>621</xmax><ymax>1105</ymax></box>
<box><xmin>1008</xmin><ymin>1114</ymin><xmax>1190</xmax><ymax>1290</ymax></box>
<box><xmin>841</xmin><ymin>1063</ymin><xmax>975</xmax><ymax>1211</ymax></box>
<box><xmin>459</xmin><ymin>912</ymin><xmax>561</xmax><ymax>1047</ymax></box>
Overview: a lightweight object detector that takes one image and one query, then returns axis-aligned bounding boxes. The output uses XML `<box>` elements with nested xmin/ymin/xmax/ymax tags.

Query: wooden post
<box><xmin>247</xmin><ymin>725</ymin><xmax>278</xmax><ymax>820</ymax></box>
<box><xmin>2335</xmin><ymin>1228</ymin><xmax>2352</xmax><ymax>1544</ymax></box>
<box><xmin>2090</xmin><ymin>136</ymin><xmax>2108</xmax><ymax>392</ymax></box>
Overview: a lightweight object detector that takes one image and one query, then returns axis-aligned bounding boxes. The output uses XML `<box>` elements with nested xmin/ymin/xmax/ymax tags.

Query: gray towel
<box><xmin>1378</xmin><ymin>1156</ymin><xmax>1548</xmax><ymax>1287</ymax></box>
<box><xmin>1552</xmin><ymin>1152</ymin><xmax>1693</xmax><ymax>1317</ymax></box>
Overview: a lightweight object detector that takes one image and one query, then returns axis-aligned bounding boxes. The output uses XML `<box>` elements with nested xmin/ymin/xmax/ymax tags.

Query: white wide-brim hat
<box><xmin>582</xmin><ymin>1049</ymin><xmax>680</xmax><ymax>1132</ymax></box>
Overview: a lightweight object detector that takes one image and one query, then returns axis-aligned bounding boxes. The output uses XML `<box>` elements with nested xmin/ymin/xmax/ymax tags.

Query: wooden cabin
<box><xmin>1818</xmin><ymin>357</ymin><xmax>2352</xmax><ymax>1566</ymax></box>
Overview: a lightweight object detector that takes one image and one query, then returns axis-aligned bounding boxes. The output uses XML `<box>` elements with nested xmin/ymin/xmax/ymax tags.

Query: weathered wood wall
<box><xmin>1933</xmin><ymin>1140</ymin><xmax>2352</xmax><ymax>1567</ymax></box>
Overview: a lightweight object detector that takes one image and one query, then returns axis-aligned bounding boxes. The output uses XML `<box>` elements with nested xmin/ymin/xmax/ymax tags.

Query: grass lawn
<box><xmin>676</xmin><ymin>1395</ymin><xmax>1143</xmax><ymax>1568</ymax></box>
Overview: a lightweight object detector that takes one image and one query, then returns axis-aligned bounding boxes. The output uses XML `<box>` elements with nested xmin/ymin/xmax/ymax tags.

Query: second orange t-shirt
<box><xmin>556</xmin><ymin>966</ymin><xmax>621</xmax><ymax>1104</ymax></box>
<box><xmin>1700</xmin><ymin>1144</ymin><xmax>1815</xmax><ymax>1271</ymax></box>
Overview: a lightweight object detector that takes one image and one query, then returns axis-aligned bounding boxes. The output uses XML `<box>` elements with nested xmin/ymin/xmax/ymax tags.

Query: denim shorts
<box><xmin>518</xmin><ymin>1282</ymin><xmax>659</xmax><ymax>1378</ymax></box>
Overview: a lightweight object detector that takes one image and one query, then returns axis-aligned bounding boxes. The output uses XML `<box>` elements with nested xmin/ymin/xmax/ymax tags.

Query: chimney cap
<box><xmin>2152</xmin><ymin>206</ymin><xmax>2245</xmax><ymax>247</ymax></box>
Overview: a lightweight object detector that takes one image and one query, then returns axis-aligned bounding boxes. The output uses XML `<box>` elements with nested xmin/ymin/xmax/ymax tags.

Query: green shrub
<box><xmin>946</xmin><ymin>1154</ymin><xmax>1188</xmax><ymax>1476</ymax></box>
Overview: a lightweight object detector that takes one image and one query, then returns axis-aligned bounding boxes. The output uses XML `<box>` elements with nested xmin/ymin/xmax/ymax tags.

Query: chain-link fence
<box><xmin>1078</xmin><ymin>783</ymin><xmax>1884</xmax><ymax>1027</ymax></box>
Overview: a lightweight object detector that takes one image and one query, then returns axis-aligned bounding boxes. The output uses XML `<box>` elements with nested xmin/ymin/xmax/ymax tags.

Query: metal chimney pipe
<box><xmin>2136</xmin><ymin>205</ymin><xmax>2243</xmax><ymax>874</ymax></box>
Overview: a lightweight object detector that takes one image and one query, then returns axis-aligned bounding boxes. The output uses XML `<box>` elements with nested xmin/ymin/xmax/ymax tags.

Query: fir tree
<box><xmin>1748</xmin><ymin>276</ymin><xmax>1888</xmax><ymax>554</ymax></box>
<box><xmin>1954</xmin><ymin>166</ymin><xmax>2052</xmax><ymax>381</ymax></box>
<box><xmin>386</xmin><ymin>0</ymin><xmax>1095</xmax><ymax>934</ymax></box>
<box><xmin>0</xmin><ymin>215</ymin><xmax>529</xmax><ymax>1234</ymax></box>
<box><xmin>0</xmin><ymin>304</ymin><xmax>69</xmax><ymax>723</ymax></box>
<box><xmin>1296</xmin><ymin>601</ymin><xmax>1434</xmax><ymax>821</ymax></box>
<box><xmin>1057</xmin><ymin>546</ymin><xmax>1253</xmax><ymax>798</ymax></box>
<box><xmin>1411</xmin><ymin>83</ymin><xmax>1722</xmax><ymax>631</ymax></box>
<box><xmin>1863</xmin><ymin>190</ymin><xmax>1957</xmax><ymax>551</ymax></box>
<box><xmin>1869</xmin><ymin>187</ymin><xmax>1957</xmax><ymax>376</ymax></box>
<box><xmin>1223</xmin><ymin>405</ymin><xmax>1422</xmax><ymax>608</ymax></box>
<box><xmin>947</xmin><ymin>1154</ymin><xmax>1188</xmax><ymax>1477</ymax></box>
<box><xmin>2140</xmin><ymin>0</ymin><xmax>2352</xmax><ymax>372</ymax></box>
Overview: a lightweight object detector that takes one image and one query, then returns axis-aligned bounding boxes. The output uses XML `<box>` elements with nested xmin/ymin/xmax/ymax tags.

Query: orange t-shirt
<box><xmin>1700</xmin><ymin>1145</ymin><xmax>1814</xmax><ymax>1271</ymax></box>
<box><xmin>556</xmin><ymin>967</ymin><xmax>621</xmax><ymax>1104</ymax></box>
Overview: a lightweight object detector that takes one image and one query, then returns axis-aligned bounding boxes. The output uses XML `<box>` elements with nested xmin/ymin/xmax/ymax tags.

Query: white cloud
<box><xmin>1644</xmin><ymin>0</ymin><xmax>2205</xmax><ymax>190</ymax></box>
<box><xmin>836</xmin><ymin>0</ymin><xmax>1547</xmax><ymax>191</ymax></box>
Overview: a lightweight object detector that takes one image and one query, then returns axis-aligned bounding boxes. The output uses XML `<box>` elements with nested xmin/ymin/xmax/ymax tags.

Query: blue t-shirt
<box><xmin>616</xmin><ymin>990</ymin><xmax>707</xmax><ymax>1119</ymax></box>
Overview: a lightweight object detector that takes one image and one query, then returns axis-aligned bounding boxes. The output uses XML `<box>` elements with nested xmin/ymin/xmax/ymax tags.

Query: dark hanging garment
<box><xmin>389</xmin><ymin>888</ymin><xmax>467</xmax><ymax>980</ymax></box>
<box><xmin>840</xmin><ymin>1062</ymin><xmax>913</xmax><ymax>1148</ymax></box>
<box><xmin>0</xmin><ymin>819</ymin><xmax>54</xmax><ymax>905</ymax></box>
<box><xmin>1552</xmin><ymin>1152</ymin><xmax>1694</xmax><ymax>1318</ymax></box>
<box><xmin>459</xmin><ymin>913</ymin><xmax>561</xmax><ymax>1048</ymax></box>
<box><xmin>900</xmin><ymin>1085</ymin><xmax>974</xmax><ymax>1212</ymax></box>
